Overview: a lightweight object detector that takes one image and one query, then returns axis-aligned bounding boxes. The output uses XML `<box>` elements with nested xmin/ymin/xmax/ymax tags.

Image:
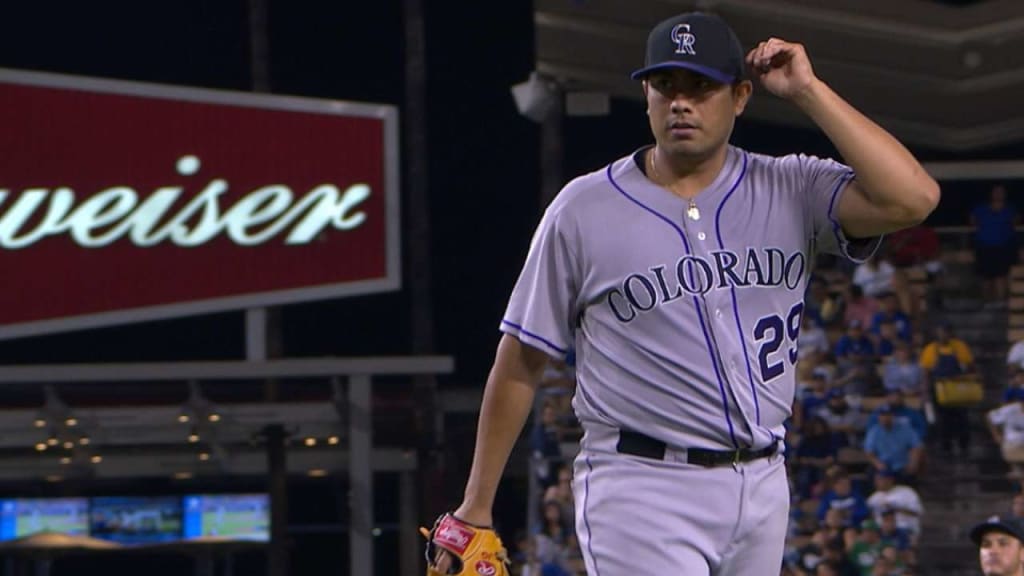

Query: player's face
<box><xmin>643</xmin><ymin>70</ymin><xmax>751</xmax><ymax>162</ymax></box>
<box><xmin>980</xmin><ymin>532</ymin><xmax>1024</xmax><ymax>576</ymax></box>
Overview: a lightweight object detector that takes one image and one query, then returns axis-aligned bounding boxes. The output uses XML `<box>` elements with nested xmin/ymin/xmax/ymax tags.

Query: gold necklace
<box><xmin>649</xmin><ymin>148</ymin><xmax>700</xmax><ymax>221</ymax></box>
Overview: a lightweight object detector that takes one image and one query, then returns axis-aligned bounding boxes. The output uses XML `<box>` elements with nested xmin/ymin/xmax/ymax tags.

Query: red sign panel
<box><xmin>0</xmin><ymin>69</ymin><xmax>400</xmax><ymax>339</ymax></box>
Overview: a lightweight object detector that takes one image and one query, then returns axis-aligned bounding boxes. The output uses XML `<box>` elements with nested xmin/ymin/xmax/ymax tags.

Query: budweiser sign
<box><xmin>0</xmin><ymin>69</ymin><xmax>399</xmax><ymax>338</ymax></box>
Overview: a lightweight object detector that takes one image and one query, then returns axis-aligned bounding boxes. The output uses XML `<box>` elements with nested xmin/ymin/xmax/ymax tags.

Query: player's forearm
<box><xmin>793</xmin><ymin>79</ymin><xmax>939</xmax><ymax>225</ymax></box>
<box><xmin>458</xmin><ymin>337</ymin><xmax>546</xmax><ymax>523</ymax></box>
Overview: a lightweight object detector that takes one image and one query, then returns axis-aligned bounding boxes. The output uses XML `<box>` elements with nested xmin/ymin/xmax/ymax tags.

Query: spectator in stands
<box><xmin>876</xmin><ymin>509</ymin><xmax>912</xmax><ymax>553</ymax></box>
<box><xmin>1009</xmin><ymin>337</ymin><xmax>1024</xmax><ymax>379</ymax></box>
<box><xmin>866</xmin><ymin>390</ymin><xmax>927</xmax><ymax>442</ymax></box>
<box><xmin>1006</xmin><ymin>372</ymin><xmax>1024</xmax><ymax>405</ymax></box>
<box><xmin>543</xmin><ymin>465</ymin><xmax>575</xmax><ymax>536</ymax></box>
<box><xmin>795</xmin><ymin>373</ymin><xmax>831</xmax><ymax>430</ymax></box>
<box><xmin>882</xmin><ymin>343</ymin><xmax>925</xmax><ymax>398</ymax></box>
<box><xmin>800</xmin><ymin>312</ymin><xmax>832</xmax><ymax>364</ymax></box>
<box><xmin>988</xmin><ymin>389</ymin><xmax>1024</xmax><ymax>479</ymax></box>
<box><xmin>537</xmin><ymin>499</ymin><xmax>575</xmax><ymax>552</ymax></box>
<box><xmin>866</xmin><ymin>470</ymin><xmax>924</xmax><ymax>543</ymax></box>
<box><xmin>817</xmin><ymin>389</ymin><xmax>864</xmax><ymax>447</ymax></box>
<box><xmin>531</xmin><ymin>400</ymin><xmax>565</xmax><ymax>487</ymax></box>
<box><xmin>847</xmin><ymin>519</ymin><xmax>883</xmax><ymax>574</ymax></box>
<box><xmin>835</xmin><ymin>320</ymin><xmax>877</xmax><ymax>396</ymax></box>
<box><xmin>807</xmin><ymin>275</ymin><xmax>845</xmax><ymax>329</ymax></box>
<box><xmin>920</xmin><ymin>322</ymin><xmax>976</xmax><ymax>455</ymax></box>
<box><xmin>853</xmin><ymin>255</ymin><xmax>896</xmax><ymax>299</ymax></box>
<box><xmin>818</xmin><ymin>466</ymin><xmax>871</xmax><ymax>528</ymax></box>
<box><xmin>873</xmin><ymin>321</ymin><xmax>898</xmax><ymax>360</ymax></box>
<box><xmin>870</xmin><ymin>292</ymin><xmax>912</xmax><ymax>343</ymax></box>
<box><xmin>844</xmin><ymin>284</ymin><xmax>880</xmax><ymax>332</ymax></box>
<box><xmin>794</xmin><ymin>416</ymin><xmax>840</xmax><ymax>499</ymax></box>
<box><xmin>863</xmin><ymin>405</ymin><xmax>924</xmax><ymax>482</ymax></box>
<box><xmin>971</xmin><ymin>183</ymin><xmax>1019</xmax><ymax>306</ymax></box>
<box><xmin>885</xmin><ymin>225</ymin><xmax>943</xmax><ymax>319</ymax></box>
<box><xmin>1010</xmin><ymin>494</ymin><xmax>1024</xmax><ymax>521</ymax></box>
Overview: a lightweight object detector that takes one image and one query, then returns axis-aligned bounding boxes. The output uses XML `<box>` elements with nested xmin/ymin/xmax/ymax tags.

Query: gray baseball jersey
<box><xmin>501</xmin><ymin>145</ymin><xmax>878</xmax><ymax>451</ymax></box>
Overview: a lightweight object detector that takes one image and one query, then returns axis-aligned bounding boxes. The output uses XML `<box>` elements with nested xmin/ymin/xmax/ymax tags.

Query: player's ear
<box><xmin>732</xmin><ymin>80</ymin><xmax>753</xmax><ymax>116</ymax></box>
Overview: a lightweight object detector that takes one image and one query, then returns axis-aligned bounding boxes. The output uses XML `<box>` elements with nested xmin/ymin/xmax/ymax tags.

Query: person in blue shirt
<box><xmin>817</xmin><ymin>465</ymin><xmax>871</xmax><ymax>528</ymax></box>
<box><xmin>970</xmin><ymin>183</ymin><xmax>1019</xmax><ymax>304</ymax></box>
<box><xmin>864</xmin><ymin>405</ymin><xmax>924</xmax><ymax>481</ymax></box>
<box><xmin>835</xmin><ymin>320</ymin><xmax>876</xmax><ymax>359</ymax></box>
<box><xmin>866</xmin><ymin>389</ymin><xmax>928</xmax><ymax>441</ymax></box>
<box><xmin>870</xmin><ymin>292</ymin><xmax>912</xmax><ymax>342</ymax></box>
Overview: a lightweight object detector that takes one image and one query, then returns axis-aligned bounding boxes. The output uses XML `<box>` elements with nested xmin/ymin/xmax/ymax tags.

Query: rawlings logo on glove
<box><xmin>420</xmin><ymin>513</ymin><xmax>511</xmax><ymax>576</ymax></box>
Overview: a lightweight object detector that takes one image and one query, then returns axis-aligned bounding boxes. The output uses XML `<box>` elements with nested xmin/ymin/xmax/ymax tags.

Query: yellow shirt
<box><xmin>919</xmin><ymin>338</ymin><xmax>973</xmax><ymax>371</ymax></box>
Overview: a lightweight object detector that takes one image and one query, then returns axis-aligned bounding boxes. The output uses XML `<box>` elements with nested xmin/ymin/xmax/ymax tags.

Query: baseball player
<box><xmin>972</xmin><ymin>516</ymin><xmax>1024</xmax><ymax>576</ymax></box>
<box><xmin>424</xmin><ymin>11</ymin><xmax>939</xmax><ymax>576</ymax></box>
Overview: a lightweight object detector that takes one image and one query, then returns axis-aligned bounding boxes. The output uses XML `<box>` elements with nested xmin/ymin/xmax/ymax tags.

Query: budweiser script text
<box><xmin>0</xmin><ymin>155</ymin><xmax>371</xmax><ymax>249</ymax></box>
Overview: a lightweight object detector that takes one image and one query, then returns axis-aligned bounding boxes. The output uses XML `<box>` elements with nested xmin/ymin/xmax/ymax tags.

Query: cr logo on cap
<box><xmin>475</xmin><ymin>560</ymin><xmax>497</xmax><ymax>575</ymax></box>
<box><xmin>671</xmin><ymin>23</ymin><xmax>697</xmax><ymax>55</ymax></box>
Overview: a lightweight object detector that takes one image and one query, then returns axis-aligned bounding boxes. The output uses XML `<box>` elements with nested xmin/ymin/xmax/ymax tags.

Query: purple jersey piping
<box><xmin>605</xmin><ymin>162</ymin><xmax>739</xmax><ymax>448</ymax></box>
<box><xmin>826</xmin><ymin>171</ymin><xmax>856</xmax><ymax>253</ymax></box>
<box><xmin>713</xmin><ymin>152</ymin><xmax>760</xmax><ymax>424</ymax></box>
<box><xmin>500</xmin><ymin>319</ymin><xmax>568</xmax><ymax>355</ymax></box>
<box><xmin>581</xmin><ymin>455</ymin><xmax>602</xmax><ymax>576</ymax></box>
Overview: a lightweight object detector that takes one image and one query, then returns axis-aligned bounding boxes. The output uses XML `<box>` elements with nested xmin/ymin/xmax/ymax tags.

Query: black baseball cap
<box><xmin>970</xmin><ymin>516</ymin><xmax>1024</xmax><ymax>545</ymax></box>
<box><xmin>631</xmin><ymin>12</ymin><xmax>746</xmax><ymax>84</ymax></box>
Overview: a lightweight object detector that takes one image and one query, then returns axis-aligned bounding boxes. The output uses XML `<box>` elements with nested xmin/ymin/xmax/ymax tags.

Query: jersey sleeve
<box><xmin>798</xmin><ymin>155</ymin><xmax>882</xmax><ymax>262</ymax></box>
<box><xmin>499</xmin><ymin>196</ymin><xmax>581</xmax><ymax>361</ymax></box>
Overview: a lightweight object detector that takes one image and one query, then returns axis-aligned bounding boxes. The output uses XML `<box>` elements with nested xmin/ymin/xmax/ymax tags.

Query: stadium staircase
<box><xmin>914</xmin><ymin>256</ymin><xmax>1022</xmax><ymax>575</ymax></box>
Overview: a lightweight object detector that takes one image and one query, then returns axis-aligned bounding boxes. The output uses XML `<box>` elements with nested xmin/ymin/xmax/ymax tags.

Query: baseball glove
<box><xmin>420</xmin><ymin>512</ymin><xmax>511</xmax><ymax>576</ymax></box>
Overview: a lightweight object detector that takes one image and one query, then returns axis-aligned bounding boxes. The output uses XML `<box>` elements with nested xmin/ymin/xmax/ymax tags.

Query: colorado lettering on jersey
<box><xmin>607</xmin><ymin>248</ymin><xmax>805</xmax><ymax>322</ymax></box>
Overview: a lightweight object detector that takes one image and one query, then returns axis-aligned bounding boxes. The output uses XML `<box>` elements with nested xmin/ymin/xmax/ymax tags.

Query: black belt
<box><xmin>616</xmin><ymin>430</ymin><xmax>777</xmax><ymax>467</ymax></box>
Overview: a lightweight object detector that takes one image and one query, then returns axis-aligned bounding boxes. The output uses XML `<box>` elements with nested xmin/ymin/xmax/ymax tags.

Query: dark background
<box><xmin>0</xmin><ymin>1</ymin><xmax>1020</xmax><ymax>574</ymax></box>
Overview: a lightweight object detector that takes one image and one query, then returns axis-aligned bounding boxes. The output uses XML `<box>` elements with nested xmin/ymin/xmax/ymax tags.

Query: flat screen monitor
<box><xmin>183</xmin><ymin>494</ymin><xmax>269</xmax><ymax>541</ymax></box>
<box><xmin>0</xmin><ymin>498</ymin><xmax>89</xmax><ymax>540</ymax></box>
<box><xmin>90</xmin><ymin>496</ymin><xmax>182</xmax><ymax>544</ymax></box>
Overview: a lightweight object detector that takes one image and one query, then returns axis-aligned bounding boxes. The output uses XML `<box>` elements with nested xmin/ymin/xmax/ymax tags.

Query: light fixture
<box><xmin>34</xmin><ymin>443</ymin><xmax>46</xmax><ymax>452</ymax></box>
<box><xmin>173</xmin><ymin>472</ymin><xmax>194</xmax><ymax>480</ymax></box>
<box><xmin>59</xmin><ymin>457</ymin><xmax>71</xmax><ymax>465</ymax></box>
<box><xmin>62</xmin><ymin>441</ymin><xmax>74</xmax><ymax>450</ymax></box>
<box><xmin>45</xmin><ymin>475</ymin><xmax>62</xmax><ymax>483</ymax></box>
<box><xmin>177</xmin><ymin>413</ymin><xmax>191</xmax><ymax>424</ymax></box>
<box><xmin>46</xmin><ymin>437</ymin><xmax>59</xmax><ymax>447</ymax></box>
<box><xmin>33</xmin><ymin>418</ymin><xmax>46</xmax><ymax>429</ymax></box>
<box><xmin>198</xmin><ymin>452</ymin><xmax>210</xmax><ymax>461</ymax></box>
<box><xmin>78</xmin><ymin>436</ymin><xmax>90</xmax><ymax>446</ymax></box>
<box><xmin>304</xmin><ymin>437</ymin><xmax>317</xmax><ymax>447</ymax></box>
<box><xmin>207</xmin><ymin>413</ymin><xmax>221</xmax><ymax>423</ymax></box>
<box><xmin>64</xmin><ymin>417</ymin><xmax>78</xmax><ymax>427</ymax></box>
<box><xmin>90</xmin><ymin>455</ymin><xmax>102</xmax><ymax>464</ymax></box>
<box><xmin>327</xmin><ymin>436</ymin><xmax>339</xmax><ymax>446</ymax></box>
<box><xmin>188</xmin><ymin>433</ymin><xmax>200</xmax><ymax>444</ymax></box>
<box><xmin>307</xmin><ymin>469</ymin><xmax>328</xmax><ymax>478</ymax></box>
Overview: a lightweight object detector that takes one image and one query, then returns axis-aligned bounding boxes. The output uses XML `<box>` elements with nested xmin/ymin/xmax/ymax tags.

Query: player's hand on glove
<box><xmin>420</xmin><ymin>511</ymin><xmax>510</xmax><ymax>576</ymax></box>
<box><xmin>745</xmin><ymin>38</ymin><xmax>818</xmax><ymax>101</ymax></box>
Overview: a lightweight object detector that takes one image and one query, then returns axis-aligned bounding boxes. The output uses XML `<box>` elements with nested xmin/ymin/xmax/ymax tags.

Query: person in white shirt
<box><xmin>852</xmin><ymin>255</ymin><xmax>896</xmax><ymax>298</ymax></box>
<box><xmin>989</xmin><ymin>390</ymin><xmax>1024</xmax><ymax>478</ymax></box>
<box><xmin>1008</xmin><ymin>339</ymin><xmax>1024</xmax><ymax>377</ymax></box>
<box><xmin>798</xmin><ymin>313</ymin><xmax>831</xmax><ymax>363</ymax></box>
<box><xmin>866</xmin><ymin>470</ymin><xmax>923</xmax><ymax>543</ymax></box>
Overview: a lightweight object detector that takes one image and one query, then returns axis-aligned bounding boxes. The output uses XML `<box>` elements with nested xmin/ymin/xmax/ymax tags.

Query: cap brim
<box><xmin>631</xmin><ymin>62</ymin><xmax>735</xmax><ymax>84</ymax></box>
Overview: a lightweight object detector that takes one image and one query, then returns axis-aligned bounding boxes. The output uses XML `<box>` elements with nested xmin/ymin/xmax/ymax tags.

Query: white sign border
<box><xmin>0</xmin><ymin>68</ymin><xmax>401</xmax><ymax>340</ymax></box>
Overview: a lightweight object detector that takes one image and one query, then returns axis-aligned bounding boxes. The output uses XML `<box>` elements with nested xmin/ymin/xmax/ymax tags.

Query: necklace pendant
<box><xmin>687</xmin><ymin>203</ymin><xmax>701</xmax><ymax>221</ymax></box>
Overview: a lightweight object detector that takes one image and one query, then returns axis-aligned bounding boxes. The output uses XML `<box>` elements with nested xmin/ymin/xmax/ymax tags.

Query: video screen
<box><xmin>90</xmin><ymin>497</ymin><xmax>182</xmax><ymax>544</ymax></box>
<box><xmin>183</xmin><ymin>494</ymin><xmax>269</xmax><ymax>541</ymax></box>
<box><xmin>0</xmin><ymin>498</ymin><xmax>89</xmax><ymax>540</ymax></box>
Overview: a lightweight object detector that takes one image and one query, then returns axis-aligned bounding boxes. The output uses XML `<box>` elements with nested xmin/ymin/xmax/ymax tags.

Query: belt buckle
<box><xmin>731</xmin><ymin>449</ymin><xmax>741</xmax><ymax>471</ymax></box>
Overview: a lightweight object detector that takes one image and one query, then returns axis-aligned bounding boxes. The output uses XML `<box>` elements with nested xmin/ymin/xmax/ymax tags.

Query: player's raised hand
<box><xmin>746</xmin><ymin>38</ymin><xmax>817</xmax><ymax>101</ymax></box>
